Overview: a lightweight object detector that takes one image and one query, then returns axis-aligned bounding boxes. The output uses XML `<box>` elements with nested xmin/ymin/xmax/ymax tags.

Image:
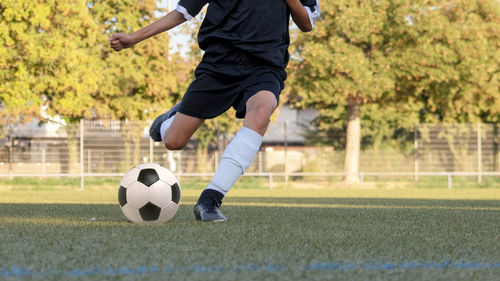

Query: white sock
<box><xmin>160</xmin><ymin>116</ymin><xmax>175</xmax><ymax>143</ymax></box>
<box><xmin>207</xmin><ymin>127</ymin><xmax>263</xmax><ymax>195</ymax></box>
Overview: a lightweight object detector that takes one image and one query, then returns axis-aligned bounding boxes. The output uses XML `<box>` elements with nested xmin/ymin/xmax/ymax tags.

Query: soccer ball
<box><xmin>118</xmin><ymin>163</ymin><xmax>181</xmax><ymax>223</ymax></box>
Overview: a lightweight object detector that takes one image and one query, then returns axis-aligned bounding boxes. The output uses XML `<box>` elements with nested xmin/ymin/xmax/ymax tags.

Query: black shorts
<box><xmin>178</xmin><ymin>43</ymin><xmax>287</xmax><ymax>119</ymax></box>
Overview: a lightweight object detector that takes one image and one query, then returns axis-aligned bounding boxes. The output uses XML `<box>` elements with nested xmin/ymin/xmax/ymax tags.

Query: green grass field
<box><xmin>0</xmin><ymin>184</ymin><xmax>499</xmax><ymax>280</ymax></box>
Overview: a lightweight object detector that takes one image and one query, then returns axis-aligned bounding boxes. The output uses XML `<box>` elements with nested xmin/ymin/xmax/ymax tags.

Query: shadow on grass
<box><xmin>0</xmin><ymin>197</ymin><xmax>498</xmax><ymax>223</ymax></box>
<box><xmin>223</xmin><ymin>197</ymin><xmax>500</xmax><ymax>209</ymax></box>
<box><xmin>0</xmin><ymin>203</ymin><xmax>124</xmax><ymax>221</ymax></box>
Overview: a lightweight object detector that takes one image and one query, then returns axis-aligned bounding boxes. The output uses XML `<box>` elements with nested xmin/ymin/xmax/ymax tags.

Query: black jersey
<box><xmin>176</xmin><ymin>0</ymin><xmax>320</xmax><ymax>69</ymax></box>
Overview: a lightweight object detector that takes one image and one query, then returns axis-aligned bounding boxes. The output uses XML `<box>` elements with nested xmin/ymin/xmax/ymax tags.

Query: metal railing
<box><xmin>0</xmin><ymin>120</ymin><xmax>499</xmax><ymax>190</ymax></box>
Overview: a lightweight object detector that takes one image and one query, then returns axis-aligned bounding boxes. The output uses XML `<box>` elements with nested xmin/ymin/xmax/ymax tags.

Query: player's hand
<box><xmin>109</xmin><ymin>33</ymin><xmax>135</xmax><ymax>51</ymax></box>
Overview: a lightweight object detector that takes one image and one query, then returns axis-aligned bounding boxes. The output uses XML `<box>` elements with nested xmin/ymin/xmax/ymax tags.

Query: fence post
<box><xmin>414</xmin><ymin>123</ymin><xmax>419</xmax><ymax>181</ymax></box>
<box><xmin>360</xmin><ymin>172</ymin><xmax>364</xmax><ymax>189</ymax></box>
<box><xmin>167</xmin><ymin>151</ymin><xmax>176</xmax><ymax>172</ymax></box>
<box><xmin>80</xmin><ymin>119</ymin><xmax>84</xmax><ymax>191</ymax></box>
<box><xmin>258</xmin><ymin>151</ymin><xmax>262</xmax><ymax>173</ymax></box>
<box><xmin>177</xmin><ymin>151</ymin><xmax>182</xmax><ymax>181</ymax></box>
<box><xmin>8</xmin><ymin>130</ymin><xmax>13</xmax><ymax>180</ymax></box>
<box><xmin>496</xmin><ymin>124</ymin><xmax>500</xmax><ymax>171</ymax></box>
<box><xmin>150</xmin><ymin>138</ymin><xmax>154</xmax><ymax>163</ymax></box>
<box><xmin>42</xmin><ymin>149</ymin><xmax>46</xmax><ymax>176</ymax></box>
<box><xmin>477</xmin><ymin>123</ymin><xmax>482</xmax><ymax>183</ymax></box>
<box><xmin>87</xmin><ymin>149</ymin><xmax>91</xmax><ymax>174</ymax></box>
<box><xmin>448</xmin><ymin>174</ymin><xmax>452</xmax><ymax>190</ymax></box>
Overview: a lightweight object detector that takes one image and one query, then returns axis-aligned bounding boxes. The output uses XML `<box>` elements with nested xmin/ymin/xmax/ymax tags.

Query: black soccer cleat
<box><xmin>193</xmin><ymin>189</ymin><xmax>227</xmax><ymax>222</ymax></box>
<box><xmin>149</xmin><ymin>103</ymin><xmax>181</xmax><ymax>142</ymax></box>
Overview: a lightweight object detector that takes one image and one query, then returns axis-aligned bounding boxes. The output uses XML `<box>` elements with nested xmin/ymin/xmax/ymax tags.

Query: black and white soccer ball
<box><xmin>118</xmin><ymin>163</ymin><xmax>181</xmax><ymax>223</ymax></box>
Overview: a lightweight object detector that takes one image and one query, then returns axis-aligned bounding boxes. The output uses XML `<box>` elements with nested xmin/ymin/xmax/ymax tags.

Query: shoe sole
<box><xmin>206</xmin><ymin>218</ymin><xmax>226</xmax><ymax>222</ymax></box>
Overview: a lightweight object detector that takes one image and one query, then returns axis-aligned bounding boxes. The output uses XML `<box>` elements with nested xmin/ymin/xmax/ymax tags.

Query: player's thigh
<box><xmin>164</xmin><ymin>113</ymin><xmax>204</xmax><ymax>150</ymax></box>
<box><xmin>243</xmin><ymin>90</ymin><xmax>278</xmax><ymax>135</ymax></box>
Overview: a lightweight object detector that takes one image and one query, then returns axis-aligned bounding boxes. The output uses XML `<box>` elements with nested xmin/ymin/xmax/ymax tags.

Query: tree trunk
<box><xmin>344</xmin><ymin>97</ymin><xmax>361</xmax><ymax>185</ymax></box>
<box><xmin>64</xmin><ymin>126</ymin><xmax>79</xmax><ymax>175</ymax></box>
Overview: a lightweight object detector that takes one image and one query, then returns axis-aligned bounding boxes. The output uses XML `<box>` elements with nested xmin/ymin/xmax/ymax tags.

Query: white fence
<box><xmin>0</xmin><ymin>120</ymin><xmax>499</xmax><ymax>189</ymax></box>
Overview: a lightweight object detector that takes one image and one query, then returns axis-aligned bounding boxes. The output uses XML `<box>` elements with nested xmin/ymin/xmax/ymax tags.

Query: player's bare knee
<box><xmin>163</xmin><ymin>137</ymin><xmax>187</xmax><ymax>151</ymax></box>
<box><xmin>164</xmin><ymin>141</ymin><xmax>185</xmax><ymax>151</ymax></box>
<box><xmin>244</xmin><ymin>109</ymin><xmax>272</xmax><ymax>134</ymax></box>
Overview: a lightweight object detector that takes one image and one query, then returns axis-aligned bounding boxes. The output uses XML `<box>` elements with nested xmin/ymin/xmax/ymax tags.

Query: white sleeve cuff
<box><xmin>305</xmin><ymin>1</ymin><xmax>320</xmax><ymax>29</ymax></box>
<box><xmin>176</xmin><ymin>4</ymin><xmax>193</xmax><ymax>21</ymax></box>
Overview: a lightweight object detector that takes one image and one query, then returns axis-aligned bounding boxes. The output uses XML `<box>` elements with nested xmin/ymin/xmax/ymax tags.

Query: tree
<box><xmin>0</xmin><ymin>0</ymin><xmax>192</xmax><ymax>128</ymax></box>
<box><xmin>0</xmin><ymin>0</ymin><xmax>101</xmax><ymax>128</ymax></box>
<box><xmin>290</xmin><ymin>0</ymin><xmax>395</xmax><ymax>184</ymax></box>
<box><xmin>89</xmin><ymin>0</ymin><xmax>194</xmax><ymax>171</ymax></box>
<box><xmin>290</xmin><ymin>0</ymin><xmax>500</xmax><ymax>184</ymax></box>
<box><xmin>1</xmin><ymin>0</ymin><xmax>103</xmax><ymax>172</ymax></box>
<box><xmin>0</xmin><ymin>0</ymin><xmax>193</xmax><ymax>172</ymax></box>
<box><xmin>392</xmin><ymin>0</ymin><xmax>500</xmax><ymax>123</ymax></box>
<box><xmin>90</xmin><ymin>0</ymin><xmax>193</xmax><ymax>121</ymax></box>
<box><xmin>392</xmin><ymin>0</ymin><xmax>500</xmax><ymax>174</ymax></box>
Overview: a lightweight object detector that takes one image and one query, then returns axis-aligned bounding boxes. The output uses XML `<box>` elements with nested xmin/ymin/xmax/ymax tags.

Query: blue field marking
<box><xmin>303</xmin><ymin>261</ymin><xmax>499</xmax><ymax>272</ymax></box>
<box><xmin>0</xmin><ymin>261</ymin><xmax>498</xmax><ymax>278</ymax></box>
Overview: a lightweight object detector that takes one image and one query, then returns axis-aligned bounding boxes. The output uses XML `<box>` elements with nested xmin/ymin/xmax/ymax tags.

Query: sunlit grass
<box><xmin>0</xmin><ymin>187</ymin><xmax>498</xmax><ymax>280</ymax></box>
<box><xmin>1</xmin><ymin>186</ymin><xmax>500</xmax><ymax>204</ymax></box>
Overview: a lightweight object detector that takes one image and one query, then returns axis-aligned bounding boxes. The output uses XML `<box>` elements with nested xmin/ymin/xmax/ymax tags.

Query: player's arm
<box><xmin>285</xmin><ymin>0</ymin><xmax>321</xmax><ymax>32</ymax></box>
<box><xmin>109</xmin><ymin>10</ymin><xmax>185</xmax><ymax>52</ymax></box>
<box><xmin>110</xmin><ymin>0</ymin><xmax>208</xmax><ymax>52</ymax></box>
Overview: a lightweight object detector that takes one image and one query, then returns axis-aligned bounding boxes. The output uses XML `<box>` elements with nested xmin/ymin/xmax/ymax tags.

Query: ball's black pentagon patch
<box><xmin>171</xmin><ymin>183</ymin><xmax>181</xmax><ymax>204</ymax></box>
<box><xmin>137</xmin><ymin>168</ymin><xmax>160</xmax><ymax>187</ymax></box>
<box><xmin>139</xmin><ymin>202</ymin><xmax>161</xmax><ymax>221</ymax></box>
<box><xmin>118</xmin><ymin>186</ymin><xmax>127</xmax><ymax>207</ymax></box>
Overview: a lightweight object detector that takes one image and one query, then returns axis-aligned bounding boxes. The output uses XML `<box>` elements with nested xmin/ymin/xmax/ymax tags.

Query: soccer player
<box><xmin>110</xmin><ymin>0</ymin><xmax>320</xmax><ymax>222</ymax></box>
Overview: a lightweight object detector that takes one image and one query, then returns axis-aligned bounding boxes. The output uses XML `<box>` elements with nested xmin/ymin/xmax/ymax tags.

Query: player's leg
<box><xmin>149</xmin><ymin>103</ymin><xmax>180</xmax><ymax>142</ymax></box>
<box><xmin>150</xmin><ymin>104</ymin><xmax>204</xmax><ymax>150</ymax></box>
<box><xmin>163</xmin><ymin>113</ymin><xmax>204</xmax><ymax>150</ymax></box>
<box><xmin>242</xmin><ymin>90</ymin><xmax>278</xmax><ymax>135</ymax></box>
<box><xmin>194</xmin><ymin>90</ymin><xmax>277</xmax><ymax>222</ymax></box>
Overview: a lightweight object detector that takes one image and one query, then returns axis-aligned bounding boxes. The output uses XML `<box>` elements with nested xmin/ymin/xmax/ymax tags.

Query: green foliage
<box><xmin>91</xmin><ymin>0</ymin><xmax>193</xmax><ymax>121</ymax></box>
<box><xmin>0</xmin><ymin>0</ymin><xmax>192</xmax><ymax>129</ymax></box>
<box><xmin>289</xmin><ymin>0</ymin><xmax>500</xmax><ymax>147</ymax></box>
<box><xmin>290</xmin><ymin>0</ymin><xmax>394</xmax><ymax>114</ymax></box>
<box><xmin>0</xmin><ymin>0</ymin><xmax>99</xmax><ymax>124</ymax></box>
<box><xmin>392</xmin><ymin>0</ymin><xmax>500</xmax><ymax>123</ymax></box>
<box><xmin>289</xmin><ymin>0</ymin><xmax>403</xmax><ymax>156</ymax></box>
